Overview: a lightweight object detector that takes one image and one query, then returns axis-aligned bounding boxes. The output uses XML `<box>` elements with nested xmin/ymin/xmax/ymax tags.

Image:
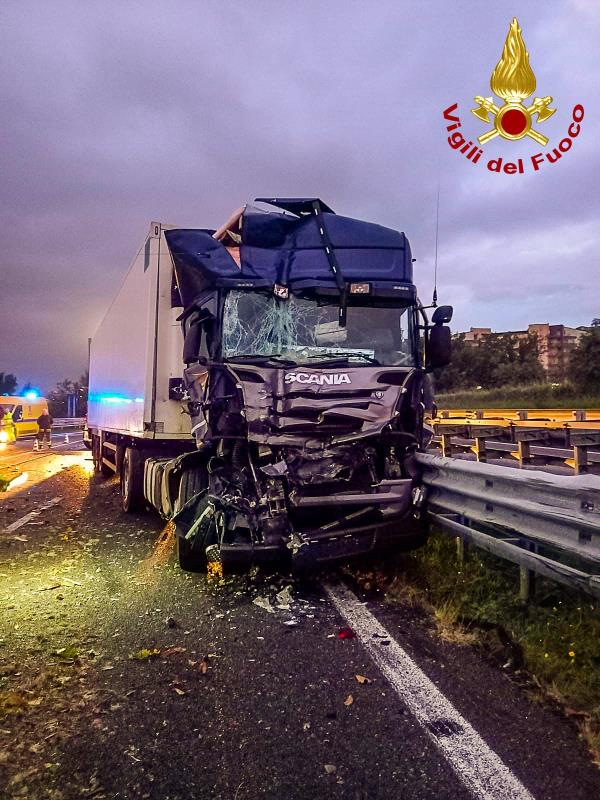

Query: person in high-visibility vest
<box><xmin>1</xmin><ymin>409</ymin><xmax>16</xmax><ymax>443</ymax></box>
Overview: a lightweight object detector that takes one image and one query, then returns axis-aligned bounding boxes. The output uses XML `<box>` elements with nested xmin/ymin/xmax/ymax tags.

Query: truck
<box><xmin>87</xmin><ymin>198</ymin><xmax>452</xmax><ymax>572</ymax></box>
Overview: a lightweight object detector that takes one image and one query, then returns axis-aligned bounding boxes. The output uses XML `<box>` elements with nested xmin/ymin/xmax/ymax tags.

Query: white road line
<box><xmin>4</xmin><ymin>497</ymin><xmax>63</xmax><ymax>533</ymax></box>
<box><xmin>324</xmin><ymin>582</ymin><xmax>535</xmax><ymax>800</ymax></box>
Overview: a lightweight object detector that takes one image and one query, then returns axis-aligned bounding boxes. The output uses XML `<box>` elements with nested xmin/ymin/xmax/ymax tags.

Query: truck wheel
<box><xmin>121</xmin><ymin>447</ymin><xmax>144</xmax><ymax>513</ymax></box>
<box><xmin>174</xmin><ymin>465</ymin><xmax>210</xmax><ymax>572</ymax></box>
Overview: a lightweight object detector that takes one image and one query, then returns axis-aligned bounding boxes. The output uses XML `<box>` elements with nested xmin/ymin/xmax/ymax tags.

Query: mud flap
<box><xmin>172</xmin><ymin>489</ymin><xmax>217</xmax><ymax>558</ymax></box>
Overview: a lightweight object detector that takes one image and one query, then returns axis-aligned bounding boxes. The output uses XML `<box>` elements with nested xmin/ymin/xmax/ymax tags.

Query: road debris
<box><xmin>198</xmin><ymin>657</ymin><xmax>210</xmax><ymax>675</ymax></box>
<box><xmin>4</xmin><ymin>496</ymin><xmax>62</xmax><ymax>534</ymax></box>
<box><xmin>53</xmin><ymin>645</ymin><xmax>79</xmax><ymax>661</ymax></box>
<box><xmin>337</xmin><ymin>627</ymin><xmax>355</xmax><ymax>640</ymax></box>
<box><xmin>344</xmin><ymin>694</ymin><xmax>354</xmax><ymax>706</ymax></box>
<box><xmin>275</xmin><ymin>585</ymin><xmax>294</xmax><ymax>608</ymax></box>
<box><xmin>355</xmin><ymin>674</ymin><xmax>372</xmax><ymax>684</ymax></box>
<box><xmin>253</xmin><ymin>596</ymin><xmax>275</xmax><ymax>614</ymax></box>
<box><xmin>161</xmin><ymin>646</ymin><xmax>187</xmax><ymax>657</ymax></box>
<box><xmin>131</xmin><ymin>648</ymin><xmax>161</xmax><ymax>660</ymax></box>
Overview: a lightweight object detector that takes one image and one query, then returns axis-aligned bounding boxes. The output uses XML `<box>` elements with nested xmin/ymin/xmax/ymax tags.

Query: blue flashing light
<box><xmin>24</xmin><ymin>391</ymin><xmax>39</xmax><ymax>400</ymax></box>
<box><xmin>89</xmin><ymin>393</ymin><xmax>145</xmax><ymax>405</ymax></box>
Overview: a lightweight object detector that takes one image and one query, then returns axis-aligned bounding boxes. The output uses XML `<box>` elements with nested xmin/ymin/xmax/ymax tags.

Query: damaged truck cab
<box><xmin>87</xmin><ymin>198</ymin><xmax>452</xmax><ymax>572</ymax></box>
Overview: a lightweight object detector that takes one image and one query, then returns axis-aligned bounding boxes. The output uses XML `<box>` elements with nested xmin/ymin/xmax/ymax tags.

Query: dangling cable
<box><xmin>433</xmin><ymin>173</ymin><xmax>441</xmax><ymax>308</ymax></box>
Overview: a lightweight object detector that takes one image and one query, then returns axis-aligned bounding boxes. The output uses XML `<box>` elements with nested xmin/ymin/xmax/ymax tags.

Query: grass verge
<box><xmin>362</xmin><ymin>532</ymin><xmax>600</xmax><ymax>765</ymax></box>
<box><xmin>435</xmin><ymin>382</ymin><xmax>600</xmax><ymax>410</ymax></box>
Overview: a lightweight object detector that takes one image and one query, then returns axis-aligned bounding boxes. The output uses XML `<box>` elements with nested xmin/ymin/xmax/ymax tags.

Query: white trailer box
<box><xmin>88</xmin><ymin>222</ymin><xmax>190</xmax><ymax>441</ymax></box>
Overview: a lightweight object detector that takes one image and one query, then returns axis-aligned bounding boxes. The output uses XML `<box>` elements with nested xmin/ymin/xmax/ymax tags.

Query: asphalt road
<box><xmin>1</xmin><ymin>448</ymin><xmax>599</xmax><ymax>799</ymax></box>
<box><xmin>0</xmin><ymin>429</ymin><xmax>85</xmax><ymax>472</ymax></box>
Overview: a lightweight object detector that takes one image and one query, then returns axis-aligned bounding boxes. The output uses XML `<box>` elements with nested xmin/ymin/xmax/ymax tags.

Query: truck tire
<box><xmin>121</xmin><ymin>447</ymin><xmax>144</xmax><ymax>513</ymax></box>
<box><xmin>174</xmin><ymin>465</ymin><xmax>209</xmax><ymax>572</ymax></box>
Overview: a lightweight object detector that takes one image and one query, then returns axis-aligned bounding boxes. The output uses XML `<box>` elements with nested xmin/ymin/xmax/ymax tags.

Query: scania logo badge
<box><xmin>285</xmin><ymin>372</ymin><xmax>351</xmax><ymax>386</ymax></box>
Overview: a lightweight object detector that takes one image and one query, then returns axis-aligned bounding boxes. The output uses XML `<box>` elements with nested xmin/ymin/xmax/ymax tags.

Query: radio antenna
<box><xmin>432</xmin><ymin>174</ymin><xmax>440</xmax><ymax>307</ymax></box>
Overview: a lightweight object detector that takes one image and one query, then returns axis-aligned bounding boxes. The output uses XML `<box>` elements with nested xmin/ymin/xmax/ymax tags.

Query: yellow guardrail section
<box><xmin>432</xmin><ymin>408</ymin><xmax>600</xmax><ymax>430</ymax></box>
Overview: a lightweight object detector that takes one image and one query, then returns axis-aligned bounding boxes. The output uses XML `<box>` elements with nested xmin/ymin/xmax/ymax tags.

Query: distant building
<box><xmin>461</xmin><ymin>323</ymin><xmax>585</xmax><ymax>382</ymax></box>
<box><xmin>462</xmin><ymin>327</ymin><xmax>492</xmax><ymax>344</ymax></box>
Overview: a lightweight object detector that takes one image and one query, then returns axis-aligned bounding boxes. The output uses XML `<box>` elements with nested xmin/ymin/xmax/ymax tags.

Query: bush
<box><xmin>435</xmin><ymin>382</ymin><xmax>600</xmax><ymax>410</ymax></box>
<box><xmin>434</xmin><ymin>333</ymin><xmax>545</xmax><ymax>393</ymax></box>
<box><xmin>569</xmin><ymin>329</ymin><xmax>600</xmax><ymax>393</ymax></box>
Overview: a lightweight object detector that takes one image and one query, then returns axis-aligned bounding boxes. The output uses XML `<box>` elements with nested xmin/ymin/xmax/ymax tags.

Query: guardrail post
<box><xmin>574</xmin><ymin>409</ymin><xmax>586</xmax><ymax>422</ymax></box>
<box><xmin>573</xmin><ymin>444</ymin><xmax>589</xmax><ymax>475</ymax></box>
<box><xmin>518</xmin><ymin>410</ymin><xmax>528</xmax><ymax>421</ymax></box>
<box><xmin>512</xmin><ymin>428</ymin><xmax>548</xmax><ymax>468</ymax></box>
<box><xmin>456</xmin><ymin>535</ymin><xmax>469</xmax><ymax>564</ymax></box>
<box><xmin>519</xmin><ymin>565</ymin><xmax>535</xmax><ymax>601</ymax></box>
<box><xmin>568</xmin><ymin>432</ymin><xmax>600</xmax><ymax>475</ymax></box>
<box><xmin>519</xmin><ymin>542</ymin><xmax>537</xmax><ymax>602</ymax></box>
<box><xmin>441</xmin><ymin>433</ymin><xmax>453</xmax><ymax>458</ymax></box>
<box><xmin>517</xmin><ymin>440</ymin><xmax>531</xmax><ymax>467</ymax></box>
<box><xmin>472</xmin><ymin>436</ymin><xmax>487</xmax><ymax>463</ymax></box>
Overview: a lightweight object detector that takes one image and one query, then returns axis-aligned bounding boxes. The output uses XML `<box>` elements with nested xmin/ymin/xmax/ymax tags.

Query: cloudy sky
<box><xmin>0</xmin><ymin>0</ymin><xmax>597</xmax><ymax>391</ymax></box>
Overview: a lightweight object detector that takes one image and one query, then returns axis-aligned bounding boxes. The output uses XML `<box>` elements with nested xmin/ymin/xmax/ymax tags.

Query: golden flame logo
<box><xmin>472</xmin><ymin>18</ymin><xmax>556</xmax><ymax>145</ymax></box>
<box><xmin>491</xmin><ymin>18</ymin><xmax>536</xmax><ymax>102</ymax></box>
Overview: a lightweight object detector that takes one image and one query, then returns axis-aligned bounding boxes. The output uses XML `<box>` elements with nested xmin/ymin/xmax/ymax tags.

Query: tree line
<box><xmin>434</xmin><ymin>327</ymin><xmax>600</xmax><ymax>394</ymax></box>
<box><xmin>0</xmin><ymin>372</ymin><xmax>88</xmax><ymax>416</ymax></box>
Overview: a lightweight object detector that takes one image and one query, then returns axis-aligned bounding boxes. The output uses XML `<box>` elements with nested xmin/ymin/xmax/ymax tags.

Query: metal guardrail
<box><xmin>416</xmin><ymin>453</ymin><xmax>600</xmax><ymax>600</ymax></box>
<box><xmin>429</xmin><ymin>424</ymin><xmax>600</xmax><ymax>474</ymax></box>
<box><xmin>435</xmin><ymin>408</ymin><xmax>600</xmax><ymax>425</ymax></box>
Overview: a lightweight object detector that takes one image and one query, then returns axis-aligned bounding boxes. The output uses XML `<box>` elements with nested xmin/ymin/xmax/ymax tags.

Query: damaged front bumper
<box><xmin>219</xmin><ymin>479</ymin><xmax>427</xmax><ymax>570</ymax></box>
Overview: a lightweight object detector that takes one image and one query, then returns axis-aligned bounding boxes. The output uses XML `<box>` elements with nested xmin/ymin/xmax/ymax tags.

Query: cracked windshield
<box><xmin>222</xmin><ymin>291</ymin><xmax>416</xmax><ymax>365</ymax></box>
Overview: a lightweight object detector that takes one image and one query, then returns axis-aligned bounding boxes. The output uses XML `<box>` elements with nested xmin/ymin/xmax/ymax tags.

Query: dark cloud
<box><xmin>0</xmin><ymin>0</ymin><xmax>597</xmax><ymax>390</ymax></box>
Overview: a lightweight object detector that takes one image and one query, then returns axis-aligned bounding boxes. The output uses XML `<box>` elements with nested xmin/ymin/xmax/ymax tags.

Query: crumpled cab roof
<box><xmin>165</xmin><ymin>198</ymin><xmax>413</xmax><ymax>308</ymax></box>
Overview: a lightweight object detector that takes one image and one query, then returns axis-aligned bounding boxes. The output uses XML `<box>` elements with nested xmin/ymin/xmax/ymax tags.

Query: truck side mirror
<box><xmin>183</xmin><ymin>324</ymin><xmax>203</xmax><ymax>364</ymax></box>
<box><xmin>431</xmin><ymin>305</ymin><xmax>453</xmax><ymax>325</ymax></box>
<box><xmin>428</xmin><ymin>324</ymin><xmax>452</xmax><ymax>370</ymax></box>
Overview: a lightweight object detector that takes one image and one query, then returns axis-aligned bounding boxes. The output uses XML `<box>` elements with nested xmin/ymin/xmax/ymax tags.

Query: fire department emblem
<box><xmin>471</xmin><ymin>18</ymin><xmax>556</xmax><ymax>146</ymax></box>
